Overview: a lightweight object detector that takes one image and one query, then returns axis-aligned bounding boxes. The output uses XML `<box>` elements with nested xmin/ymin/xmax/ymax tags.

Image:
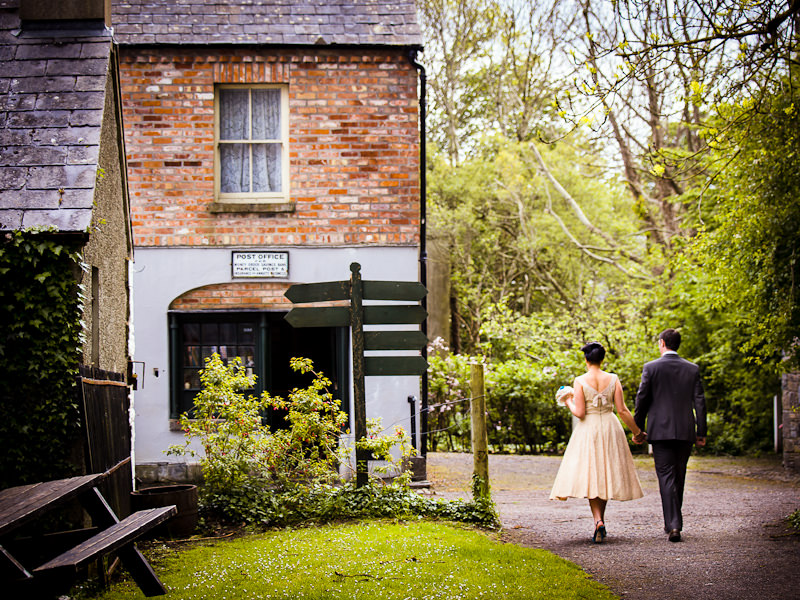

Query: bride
<box><xmin>550</xmin><ymin>341</ymin><xmax>645</xmax><ymax>543</ymax></box>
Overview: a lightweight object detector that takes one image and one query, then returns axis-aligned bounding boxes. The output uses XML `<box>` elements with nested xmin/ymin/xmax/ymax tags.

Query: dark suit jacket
<box><xmin>634</xmin><ymin>353</ymin><xmax>707</xmax><ymax>441</ymax></box>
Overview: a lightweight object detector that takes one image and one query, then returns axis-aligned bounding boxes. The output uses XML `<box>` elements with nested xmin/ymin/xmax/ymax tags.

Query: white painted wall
<box><xmin>131</xmin><ymin>245</ymin><xmax>423</xmax><ymax>468</ymax></box>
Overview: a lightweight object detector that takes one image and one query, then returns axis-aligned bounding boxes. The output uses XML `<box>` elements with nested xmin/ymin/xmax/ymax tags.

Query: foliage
<box><xmin>788</xmin><ymin>509</ymin><xmax>800</xmax><ymax>533</ymax></box>
<box><xmin>0</xmin><ymin>230</ymin><xmax>85</xmax><ymax>488</ymax></box>
<box><xmin>607</xmin><ymin>0</ymin><xmax>799</xmax><ymax>123</ymax></box>
<box><xmin>168</xmin><ymin>355</ymin><xmax>349</xmax><ymax>500</ymax></box>
<box><xmin>427</xmin><ymin>310</ymin><xmax>658</xmax><ymax>454</ymax></box>
<box><xmin>356</xmin><ymin>417</ymin><xmax>415</xmax><ymax>478</ymax></box>
<box><xmin>427</xmin><ymin>337</ymin><xmax>474</xmax><ymax>452</ymax></box>
<box><xmin>428</xmin><ymin>135</ymin><xmax>647</xmax><ymax>353</ymax></box>
<box><xmin>685</xmin><ymin>78</ymin><xmax>800</xmax><ymax>367</ymax></box>
<box><xmin>199</xmin><ymin>477</ymin><xmax>498</xmax><ymax>530</ymax></box>
<box><xmin>486</xmin><ymin>358</ymin><xmax>572</xmax><ymax>454</ymax></box>
<box><xmin>418</xmin><ymin>0</ymin><xmax>789</xmax><ymax>456</ymax></box>
<box><xmin>266</xmin><ymin>357</ymin><xmax>351</xmax><ymax>485</ymax></box>
<box><xmin>86</xmin><ymin>521</ymin><xmax>614</xmax><ymax>600</ymax></box>
<box><xmin>170</xmin><ymin>355</ymin><xmax>496</xmax><ymax>528</ymax></box>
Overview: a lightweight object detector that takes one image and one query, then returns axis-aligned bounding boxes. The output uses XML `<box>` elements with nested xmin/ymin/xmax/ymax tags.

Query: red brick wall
<box><xmin>119</xmin><ymin>48</ymin><xmax>421</xmax><ymax>247</ymax></box>
<box><xmin>170</xmin><ymin>282</ymin><xmax>292</xmax><ymax>310</ymax></box>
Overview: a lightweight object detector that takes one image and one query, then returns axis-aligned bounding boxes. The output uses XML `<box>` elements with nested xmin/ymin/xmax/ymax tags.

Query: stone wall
<box><xmin>782</xmin><ymin>371</ymin><xmax>800</xmax><ymax>472</ymax></box>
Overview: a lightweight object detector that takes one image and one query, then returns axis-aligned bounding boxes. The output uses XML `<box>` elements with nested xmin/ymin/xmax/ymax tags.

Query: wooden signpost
<box><xmin>284</xmin><ymin>262</ymin><xmax>427</xmax><ymax>487</ymax></box>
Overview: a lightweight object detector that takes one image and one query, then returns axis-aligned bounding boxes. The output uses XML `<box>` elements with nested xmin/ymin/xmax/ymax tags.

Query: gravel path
<box><xmin>426</xmin><ymin>452</ymin><xmax>800</xmax><ymax>600</ymax></box>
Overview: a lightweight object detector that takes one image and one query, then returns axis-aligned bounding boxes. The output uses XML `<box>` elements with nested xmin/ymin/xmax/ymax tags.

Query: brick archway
<box><xmin>169</xmin><ymin>281</ymin><xmax>292</xmax><ymax>311</ymax></box>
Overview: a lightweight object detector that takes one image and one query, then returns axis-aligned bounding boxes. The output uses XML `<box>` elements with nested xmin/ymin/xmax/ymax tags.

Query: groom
<box><xmin>634</xmin><ymin>328</ymin><xmax>706</xmax><ymax>543</ymax></box>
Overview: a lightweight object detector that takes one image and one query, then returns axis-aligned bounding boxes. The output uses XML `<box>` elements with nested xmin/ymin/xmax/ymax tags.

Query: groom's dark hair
<box><xmin>659</xmin><ymin>328</ymin><xmax>681</xmax><ymax>351</ymax></box>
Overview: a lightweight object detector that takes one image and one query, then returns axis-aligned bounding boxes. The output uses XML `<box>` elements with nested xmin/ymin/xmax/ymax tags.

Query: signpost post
<box><xmin>284</xmin><ymin>262</ymin><xmax>427</xmax><ymax>487</ymax></box>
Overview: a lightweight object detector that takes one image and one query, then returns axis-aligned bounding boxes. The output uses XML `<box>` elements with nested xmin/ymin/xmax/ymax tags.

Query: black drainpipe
<box><xmin>408</xmin><ymin>49</ymin><xmax>428</xmax><ymax>457</ymax></box>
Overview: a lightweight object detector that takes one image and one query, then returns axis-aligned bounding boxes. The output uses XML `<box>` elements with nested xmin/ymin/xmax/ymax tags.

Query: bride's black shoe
<box><xmin>592</xmin><ymin>521</ymin><xmax>606</xmax><ymax>543</ymax></box>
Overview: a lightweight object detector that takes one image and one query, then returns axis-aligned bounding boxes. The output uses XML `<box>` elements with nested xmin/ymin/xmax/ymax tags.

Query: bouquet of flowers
<box><xmin>555</xmin><ymin>385</ymin><xmax>573</xmax><ymax>406</ymax></box>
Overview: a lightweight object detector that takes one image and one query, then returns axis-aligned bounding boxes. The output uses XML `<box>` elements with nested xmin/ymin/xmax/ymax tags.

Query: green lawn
<box><xmin>86</xmin><ymin>521</ymin><xmax>616</xmax><ymax>599</ymax></box>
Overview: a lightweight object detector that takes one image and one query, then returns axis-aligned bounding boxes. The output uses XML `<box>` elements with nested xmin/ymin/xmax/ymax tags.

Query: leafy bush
<box><xmin>0</xmin><ymin>230</ymin><xmax>85</xmax><ymax>487</ymax></box>
<box><xmin>200</xmin><ymin>478</ymin><xmax>499</xmax><ymax>530</ymax></box>
<box><xmin>788</xmin><ymin>509</ymin><xmax>800</xmax><ymax>533</ymax></box>
<box><xmin>168</xmin><ymin>355</ymin><xmax>349</xmax><ymax>498</ymax></box>
<box><xmin>426</xmin><ymin>334</ymin><xmax>575</xmax><ymax>454</ymax></box>
<box><xmin>171</xmin><ymin>354</ymin><xmax>499</xmax><ymax>529</ymax></box>
<box><xmin>426</xmin><ymin>339</ymin><xmax>473</xmax><ymax>452</ymax></box>
<box><xmin>486</xmin><ymin>359</ymin><xmax>572</xmax><ymax>453</ymax></box>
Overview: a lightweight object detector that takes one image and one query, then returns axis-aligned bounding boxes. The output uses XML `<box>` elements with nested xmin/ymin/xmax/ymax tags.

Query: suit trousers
<box><xmin>651</xmin><ymin>440</ymin><xmax>693</xmax><ymax>532</ymax></box>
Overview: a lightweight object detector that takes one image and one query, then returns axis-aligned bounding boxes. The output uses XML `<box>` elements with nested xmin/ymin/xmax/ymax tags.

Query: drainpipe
<box><xmin>408</xmin><ymin>49</ymin><xmax>428</xmax><ymax>457</ymax></box>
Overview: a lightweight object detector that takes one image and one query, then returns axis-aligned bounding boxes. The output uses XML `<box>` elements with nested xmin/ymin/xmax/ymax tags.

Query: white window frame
<box><xmin>213</xmin><ymin>84</ymin><xmax>290</xmax><ymax>206</ymax></box>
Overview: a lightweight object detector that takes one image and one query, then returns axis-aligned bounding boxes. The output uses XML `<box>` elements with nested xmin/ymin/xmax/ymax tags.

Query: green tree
<box><xmin>686</xmin><ymin>75</ymin><xmax>800</xmax><ymax>366</ymax></box>
<box><xmin>429</xmin><ymin>134</ymin><xmax>648</xmax><ymax>352</ymax></box>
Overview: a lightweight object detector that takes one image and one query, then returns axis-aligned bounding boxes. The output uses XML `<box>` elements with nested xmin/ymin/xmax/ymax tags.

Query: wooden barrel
<box><xmin>131</xmin><ymin>484</ymin><xmax>198</xmax><ymax>538</ymax></box>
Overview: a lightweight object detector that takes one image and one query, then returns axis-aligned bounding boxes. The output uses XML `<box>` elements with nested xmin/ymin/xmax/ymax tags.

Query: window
<box><xmin>170</xmin><ymin>312</ymin><xmax>348</xmax><ymax>428</ymax></box>
<box><xmin>214</xmin><ymin>85</ymin><xmax>290</xmax><ymax>209</ymax></box>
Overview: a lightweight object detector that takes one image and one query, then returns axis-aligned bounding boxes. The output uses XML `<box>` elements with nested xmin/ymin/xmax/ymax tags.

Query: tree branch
<box><xmin>526</xmin><ymin>142</ymin><xmax>647</xmax><ymax>268</ymax></box>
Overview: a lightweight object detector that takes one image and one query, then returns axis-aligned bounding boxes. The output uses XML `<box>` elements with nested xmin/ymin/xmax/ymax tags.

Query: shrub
<box><xmin>0</xmin><ymin>230</ymin><xmax>85</xmax><ymax>487</ymax></box>
<box><xmin>170</xmin><ymin>354</ymin><xmax>499</xmax><ymax>529</ymax></box>
<box><xmin>788</xmin><ymin>509</ymin><xmax>800</xmax><ymax>533</ymax></box>
<box><xmin>168</xmin><ymin>355</ymin><xmax>349</xmax><ymax>497</ymax></box>
<box><xmin>426</xmin><ymin>337</ymin><xmax>575</xmax><ymax>454</ymax></box>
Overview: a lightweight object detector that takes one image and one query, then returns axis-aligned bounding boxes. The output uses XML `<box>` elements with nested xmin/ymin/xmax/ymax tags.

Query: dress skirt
<box><xmin>550</xmin><ymin>409</ymin><xmax>643</xmax><ymax>501</ymax></box>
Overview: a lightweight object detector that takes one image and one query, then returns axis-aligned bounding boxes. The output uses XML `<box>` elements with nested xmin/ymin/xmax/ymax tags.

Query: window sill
<box><xmin>209</xmin><ymin>201</ymin><xmax>295</xmax><ymax>214</ymax></box>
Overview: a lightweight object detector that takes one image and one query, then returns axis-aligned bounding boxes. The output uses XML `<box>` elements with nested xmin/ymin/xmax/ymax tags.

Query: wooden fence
<box><xmin>77</xmin><ymin>366</ymin><xmax>132</xmax><ymax>518</ymax></box>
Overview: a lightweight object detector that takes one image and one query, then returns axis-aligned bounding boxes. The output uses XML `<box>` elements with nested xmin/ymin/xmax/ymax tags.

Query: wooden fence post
<box><xmin>470</xmin><ymin>363</ymin><xmax>489</xmax><ymax>499</ymax></box>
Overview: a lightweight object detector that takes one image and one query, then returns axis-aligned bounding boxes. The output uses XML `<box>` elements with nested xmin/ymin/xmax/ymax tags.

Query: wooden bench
<box><xmin>34</xmin><ymin>506</ymin><xmax>176</xmax><ymax>596</ymax></box>
<box><xmin>1</xmin><ymin>475</ymin><xmax>178</xmax><ymax>597</ymax></box>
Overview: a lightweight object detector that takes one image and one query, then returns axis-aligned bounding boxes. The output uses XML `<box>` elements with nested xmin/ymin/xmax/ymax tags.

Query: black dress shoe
<box><xmin>668</xmin><ymin>529</ymin><xmax>681</xmax><ymax>542</ymax></box>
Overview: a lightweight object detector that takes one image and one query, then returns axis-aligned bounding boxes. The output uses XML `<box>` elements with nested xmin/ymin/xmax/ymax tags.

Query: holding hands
<box><xmin>632</xmin><ymin>430</ymin><xmax>647</xmax><ymax>445</ymax></box>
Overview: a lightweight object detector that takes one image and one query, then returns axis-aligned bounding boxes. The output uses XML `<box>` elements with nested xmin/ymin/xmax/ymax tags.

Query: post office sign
<box><xmin>232</xmin><ymin>251</ymin><xmax>289</xmax><ymax>278</ymax></box>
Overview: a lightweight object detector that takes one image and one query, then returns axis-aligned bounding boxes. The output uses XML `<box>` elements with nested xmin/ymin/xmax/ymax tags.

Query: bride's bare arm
<box><xmin>614</xmin><ymin>377</ymin><xmax>643</xmax><ymax>437</ymax></box>
<box><xmin>565</xmin><ymin>377</ymin><xmax>586</xmax><ymax>419</ymax></box>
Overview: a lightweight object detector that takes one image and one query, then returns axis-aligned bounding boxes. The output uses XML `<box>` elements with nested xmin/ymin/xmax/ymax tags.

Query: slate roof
<box><xmin>0</xmin><ymin>3</ymin><xmax>113</xmax><ymax>233</ymax></box>
<box><xmin>112</xmin><ymin>0</ymin><xmax>422</xmax><ymax>47</ymax></box>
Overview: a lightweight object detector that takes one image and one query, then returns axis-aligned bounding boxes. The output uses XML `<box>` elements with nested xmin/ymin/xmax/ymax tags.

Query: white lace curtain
<box><xmin>219</xmin><ymin>88</ymin><xmax>282</xmax><ymax>194</ymax></box>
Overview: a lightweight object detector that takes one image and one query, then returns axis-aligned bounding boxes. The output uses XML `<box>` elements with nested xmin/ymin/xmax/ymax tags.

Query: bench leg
<box><xmin>118</xmin><ymin>544</ymin><xmax>168</xmax><ymax>597</ymax></box>
<box><xmin>80</xmin><ymin>487</ymin><xmax>169</xmax><ymax>596</ymax></box>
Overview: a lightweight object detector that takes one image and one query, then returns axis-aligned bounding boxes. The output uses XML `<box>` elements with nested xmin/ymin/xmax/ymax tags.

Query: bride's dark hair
<box><xmin>581</xmin><ymin>341</ymin><xmax>605</xmax><ymax>365</ymax></box>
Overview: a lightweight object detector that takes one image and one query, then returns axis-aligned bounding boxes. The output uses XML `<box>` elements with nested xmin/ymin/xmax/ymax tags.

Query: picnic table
<box><xmin>0</xmin><ymin>473</ymin><xmax>176</xmax><ymax>597</ymax></box>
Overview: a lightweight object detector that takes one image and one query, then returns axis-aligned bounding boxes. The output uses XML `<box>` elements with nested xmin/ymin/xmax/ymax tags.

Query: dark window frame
<box><xmin>168</xmin><ymin>311</ymin><xmax>349</xmax><ymax>429</ymax></box>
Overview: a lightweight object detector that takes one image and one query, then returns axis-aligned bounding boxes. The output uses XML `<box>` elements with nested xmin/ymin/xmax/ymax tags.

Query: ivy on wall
<box><xmin>0</xmin><ymin>230</ymin><xmax>86</xmax><ymax>488</ymax></box>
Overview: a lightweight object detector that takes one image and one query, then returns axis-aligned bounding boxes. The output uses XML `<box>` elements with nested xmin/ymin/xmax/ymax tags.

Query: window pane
<box><xmin>184</xmin><ymin>345</ymin><xmax>201</xmax><ymax>367</ymax></box>
<box><xmin>202</xmin><ymin>345</ymin><xmax>218</xmax><ymax>360</ymax></box>
<box><xmin>252</xmin><ymin>89</ymin><xmax>281</xmax><ymax>139</ymax></box>
<box><xmin>201</xmin><ymin>323</ymin><xmax>218</xmax><ymax>342</ymax></box>
<box><xmin>219</xmin><ymin>89</ymin><xmax>249</xmax><ymax>140</ymax></box>
<box><xmin>239</xmin><ymin>346</ymin><xmax>256</xmax><ymax>373</ymax></box>
<box><xmin>184</xmin><ymin>323</ymin><xmax>200</xmax><ymax>344</ymax></box>
<box><xmin>252</xmin><ymin>144</ymin><xmax>281</xmax><ymax>192</ymax></box>
<box><xmin>220</xmin><ymin>144</ymin><xmax>250</xmax><ymax>193</ymax></box>
<box><xmin>184</xmin><ymin>369</ymin><xmax>201</xmax><ymax>390</ymax></box>
<box><xmin>219</xmin><ymin>322</ymin><xmax>236</xmax><ymax>344</ymax></box>
<box><xmin>239</xmin><ymin>323</ymin><xmax>256</xmax><ymax>343</ymax></box>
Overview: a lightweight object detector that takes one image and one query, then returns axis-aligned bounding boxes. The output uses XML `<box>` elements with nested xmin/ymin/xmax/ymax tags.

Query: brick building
<box><xmin>111</xmin><ymin>0</ymin><xmax>425</xmax><ymax>481</ymax></box>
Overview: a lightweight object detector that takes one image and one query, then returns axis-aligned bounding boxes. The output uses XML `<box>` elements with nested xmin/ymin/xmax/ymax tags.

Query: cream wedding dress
<box><xmin>550</xmin><ymin>374</ymin><xmax>643</xmax><ymax>501</ymax></box>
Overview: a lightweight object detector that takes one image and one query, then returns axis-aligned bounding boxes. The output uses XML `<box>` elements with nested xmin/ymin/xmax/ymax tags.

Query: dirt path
<box><xmin>426</xmin><ymin>452</ymin><xmax>800</xmax><ymax>600</ymax></box>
